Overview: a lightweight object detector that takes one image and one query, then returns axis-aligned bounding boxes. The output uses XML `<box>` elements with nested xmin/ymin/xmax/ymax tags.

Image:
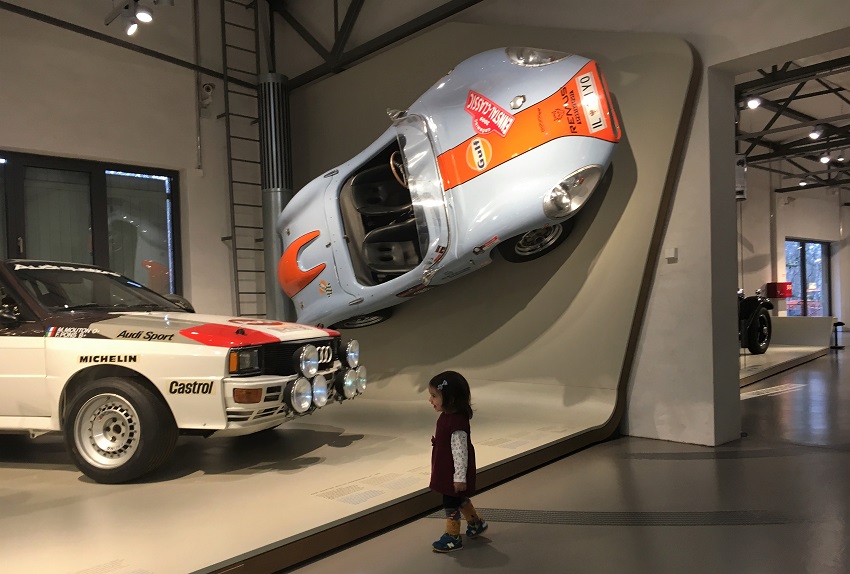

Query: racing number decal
<box><xmin>437</xmin><ymin>61</ymin><xmax>620</xmax><ymax>190</ymax></box>
<box><xmin>278</xmin><ymin>230</ymin><xmax>327</xmax><ymax>298</ymax></box>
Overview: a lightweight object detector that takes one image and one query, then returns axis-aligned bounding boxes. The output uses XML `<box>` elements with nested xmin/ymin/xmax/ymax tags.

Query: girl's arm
<box><xmin>451</xmin><ymin>430</ymin><xmax>468</xmax><ymax>489</ymax></box>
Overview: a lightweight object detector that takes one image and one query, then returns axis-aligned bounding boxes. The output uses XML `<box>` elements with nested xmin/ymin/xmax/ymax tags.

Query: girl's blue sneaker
<box><xmin>466</xmin><ymin>519</ymin><xmax>488</xmax><ymax>538</ymax></box>
<box><xmin>432</xmin><ymin>533</ymin><xmax>463</xmax><ymax>553</ymax></box>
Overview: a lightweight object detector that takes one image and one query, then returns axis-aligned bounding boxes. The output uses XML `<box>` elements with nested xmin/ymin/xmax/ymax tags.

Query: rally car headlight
<box><xmin>506</xmin><ymin>47</ymin><xmax>569</xmax><ymax>67</ymax></box>
<box><xmin>340</xmin><ymin>369</ymin><xmax>358</xmax><ymax>399</ymax></box>
<box><xmin>228</xmin><ymin>347</ymin><xmax>260</xmax><ymax>375</ymax></box>
<box><xmin>297</xmin><ymin>345</ymin><xmax>319</xmax><ymax>378</ymax></box>
<box><xmin>344</xmin><ymin>340</ymin><xmax>360</xmax><ymax>368</ymax></box>
<box><xmin>286</xmin><ymin>377</ymin><xmax>313</xmax><ymax>413</ymax></box>
<box><xmin>355</xmin><ymin>366</ymin><xmax>367</xmax><ymax>394</ymax></box>
<box><xmin>543</xmin><ymin>165</ymin><xmax>604</xmax><ymax>219</ymax></box>
<box><xmin>312</xmin><ymin>374</ymin><xmax>329</xmax><ymax>408</ymax></box>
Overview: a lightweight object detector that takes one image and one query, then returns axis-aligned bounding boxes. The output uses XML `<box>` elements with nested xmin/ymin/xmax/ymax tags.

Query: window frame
<box><xmin>0</xmin><ymin>149</ymin><xmax>182</xmax><ymax>293</ymax></box>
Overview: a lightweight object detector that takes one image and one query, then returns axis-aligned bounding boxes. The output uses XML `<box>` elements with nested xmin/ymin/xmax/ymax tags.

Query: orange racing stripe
<box><xmin>437</xmin><ymin>61</ymin><xmax>620</xmax><ymax>191</ymax></box>
<box><xmin>278</xmin><ymin>230</ymin><xmax>326</xmax><ymax>298</ymax></box>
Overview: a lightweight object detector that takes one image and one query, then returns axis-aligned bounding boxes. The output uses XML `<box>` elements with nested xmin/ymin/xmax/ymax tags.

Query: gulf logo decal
<box><xmin>438</xmin><ymin>61</ymin><xmax>620</xmax><ymax>190</ymax></box>
<box><xmin>466</xmin><ymin>137</ymin><xmax>492</xmax><ymax>171</ymax></box>
<box><xmin>278</xmin><ymin>230</ymin><xmax>327</xmax><ymax>298</ymax></box>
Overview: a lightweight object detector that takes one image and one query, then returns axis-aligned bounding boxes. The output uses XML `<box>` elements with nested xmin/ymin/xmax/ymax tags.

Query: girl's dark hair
<box><xmin>428</xmin><ymin>370</ymin><xmax>473</xmax><ymax>419</ymax></box>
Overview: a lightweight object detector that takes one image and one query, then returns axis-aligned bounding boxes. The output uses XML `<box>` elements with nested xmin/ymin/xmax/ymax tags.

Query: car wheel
<box><xmin>498</xmin><ymin>219</ymin><xmax>575</xmax><ymax>262</ymax></box>
<box><xmin>747</xmin><ymin>308</ymin><xmax>771</xmax><ymax>354</ymax></box>
<box><xmin>331</xmin><ymin>308</ymin><xmax>393</xmax><ymax>329</ymax></box>
<box><xmin>63</xmin><ymin>377</ymin><xmax>178</xmax><ymax>484</ymax></box>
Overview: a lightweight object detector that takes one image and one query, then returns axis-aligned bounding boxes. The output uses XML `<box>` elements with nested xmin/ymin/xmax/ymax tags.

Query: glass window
<box><xmin>106</xmin><ymin>171</ymin><xmax>175</xmax><ymax>294</ymax></box>
<box><xmin>785</xmin><ymin>239</ymin><xmax>830</xmax><ymax>317</ymax></box>
<box><xmin>24</xmin><ymin>167</ymin><xmax>92</xmax><ymax>264</ymax></box>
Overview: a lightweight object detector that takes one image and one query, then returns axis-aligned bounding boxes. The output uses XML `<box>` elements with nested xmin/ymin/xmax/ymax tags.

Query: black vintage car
<box><xmin>738</xmin><ymin>288</ymin><xmax>773</xmax><ymax>354</ymax></box>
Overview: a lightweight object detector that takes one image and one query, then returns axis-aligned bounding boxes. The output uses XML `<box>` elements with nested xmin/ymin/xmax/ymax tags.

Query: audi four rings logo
<box><xmin>317</xmin><ymin>346</ymin><xmax>332</xmax><ymax>363</ymax></box>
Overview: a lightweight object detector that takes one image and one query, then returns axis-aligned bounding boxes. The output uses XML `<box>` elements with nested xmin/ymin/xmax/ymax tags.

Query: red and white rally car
<box><xmin>0</xmin><ymin>260</ymin><xmax>365</xmax><ymax>483</ymax></box>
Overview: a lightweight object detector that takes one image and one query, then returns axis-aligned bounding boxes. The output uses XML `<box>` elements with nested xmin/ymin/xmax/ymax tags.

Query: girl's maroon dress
<box><xmin>429</xmin><ymin>411</ymin><xmax>476</xmax><ymax>496</ymax></box>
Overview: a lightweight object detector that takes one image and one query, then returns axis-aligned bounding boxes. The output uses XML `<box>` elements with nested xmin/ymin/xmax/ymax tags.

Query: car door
<box><xmin>0</xmin><ymin>280</ymin><xmax>48</xmax><ymax>417</ymax></box>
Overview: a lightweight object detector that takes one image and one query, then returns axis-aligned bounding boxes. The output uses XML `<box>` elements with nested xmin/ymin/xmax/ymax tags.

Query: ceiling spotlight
<box><xmin>838</xmin><ymin>150</ymin><xmax>846</xmax><ymax>162</ymax></box>
<box><xmin>746</xmin><ymin>97</ymin><xmax>762</xmax><ymax>109</ymax></box>
<box><xmin>135</xmin><ymin>3</ymin><xmax>153</xmax><ymax>23</ymax></box>
<box><xmin>124</xmin><ymin>17</ymin><xmax>138</xmax><ymax>36</ymax></box>
<box><xmin>820</xmin><ymin>154</ymin><xmax>831</xmax><ymax>164</ymax></box>
<box><xmin>809</xmin><ymin>124</ymin><xmax>825</xmax><ymax>140</ymax></box>
<box><xmin>799</xmin><ymin>181</ymin><xmax>807</xmax><ymax>186</ymax></box>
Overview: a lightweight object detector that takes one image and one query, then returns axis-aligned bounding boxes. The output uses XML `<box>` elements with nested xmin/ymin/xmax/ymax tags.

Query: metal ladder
<box><xmin>219</xmin><ymin>0</ymin><xmax>264</xmax><ymax>317</ymax></box>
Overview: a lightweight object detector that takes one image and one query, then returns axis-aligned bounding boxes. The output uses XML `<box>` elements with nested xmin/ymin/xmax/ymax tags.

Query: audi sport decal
<box><xmin>116</xmin><ymin>329</ymin><xmax>176</xmax><ymax>342</ymax></box>
<box><xmin>278</xmin><ymin>230</ymin><xmax>327</xmax><ymax>298</ymax></box>
<box><xmin>439</xmin><ymin>61</ymin><xmax>620</xmax><ymax>190</ymax></box>
<box><xmin>465</xmin><ymin>90</ymin><xmax>515</xmax><ymax>137</ymax></box>
<box><xmin>179</xmin><ymin>323</ymin><xmax>279</xmax><ymax>347</ymax></box>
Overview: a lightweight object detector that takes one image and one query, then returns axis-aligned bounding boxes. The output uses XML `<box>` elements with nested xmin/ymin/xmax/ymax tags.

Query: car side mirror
<box><xmin>163</xmin><ymin>293</ymin><xmax>195</xmax><ymax>313</ymax></box>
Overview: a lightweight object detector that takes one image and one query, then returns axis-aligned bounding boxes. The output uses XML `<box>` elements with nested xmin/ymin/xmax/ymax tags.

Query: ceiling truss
<box><xmin>736</xmin><ymin>55</ymin><xmax>850</xmax><ymax>193</ymax></box>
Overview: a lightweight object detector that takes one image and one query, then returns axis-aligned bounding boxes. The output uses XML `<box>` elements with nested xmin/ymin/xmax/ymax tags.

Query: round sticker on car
<box><xmin>466</xmin><ymin>137</ymin><xmax>492</xmax><ymax>171</ymax></box>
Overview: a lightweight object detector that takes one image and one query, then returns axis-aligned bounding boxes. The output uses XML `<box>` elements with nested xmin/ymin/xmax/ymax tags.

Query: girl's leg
<box><xmin>459</xmin><ymin>498</ymin><xmax>488</xmax><ymax>537</ymax></box>
<box><xmin>432</xmin><ymin>494</ymin><xmax>464</xmax><ymax>552</ymax></box>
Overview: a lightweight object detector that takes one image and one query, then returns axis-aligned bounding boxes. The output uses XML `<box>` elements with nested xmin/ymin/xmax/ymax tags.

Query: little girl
<box><xmin>428</xmin><ymin>370</ymin><xmax>488</xmax><ymax>553</ymax></box>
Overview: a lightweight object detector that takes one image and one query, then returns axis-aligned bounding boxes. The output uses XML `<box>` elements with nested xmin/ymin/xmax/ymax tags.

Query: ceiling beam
<box><xmin>269</xmin><ymin>1</ymin><xmax>330</xmax><ymax>60</ymax></box>
<box><xmin>746</xmin><ymin>135</ymin><xmax>850</xmax><ymax>164</ymax></box>
<box><xmin>330</xmin><ymin>0</ymin><xmax>365</xmax><ymax>62</ymax></box>
<box><xmin>737</xmin><ymin>53</ymin><xmax>850</xmax><ymax>98</ymax></box>
<box><xmin>287</xmin><ymin>0</ymin><xmax>485</xmax><ymax>90</ymax></box>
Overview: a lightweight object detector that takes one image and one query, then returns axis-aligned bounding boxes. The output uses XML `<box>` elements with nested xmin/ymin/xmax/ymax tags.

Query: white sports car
<box><xmin>0</xmin><ymin>260</ymin><xmax>366</xmax><ymax>483</ymax></box>
<box><xmin>277</xmin><ymin>47</ymin><xmax>621</xmax><ymax>328</ymax></box>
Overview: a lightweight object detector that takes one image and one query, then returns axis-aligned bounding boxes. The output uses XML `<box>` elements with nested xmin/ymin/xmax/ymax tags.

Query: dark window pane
<box><xmin>24</xmin><ymin>167</ymin><xmax>92</xmax><ymax>263</ymax></box>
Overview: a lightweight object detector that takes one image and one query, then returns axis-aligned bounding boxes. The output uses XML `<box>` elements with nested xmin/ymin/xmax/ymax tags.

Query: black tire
<box><xmin>331</xmin><ymin>307</ymin><xmax>393</xmax><ymax>329</ymax></box>
<box><xmin>498</xmin><ymin>219</ymin><xmax>575</xmax><ymax>263</ymax></box>
<box><xmin>62</xmin><ymin>377</ymin><xmax>178</xmax><ymax>484</ymax></box>
<box><xmin>747</xmin><ymin>308</ymin><xmax>772</xmax><ymax>354</ymax></box>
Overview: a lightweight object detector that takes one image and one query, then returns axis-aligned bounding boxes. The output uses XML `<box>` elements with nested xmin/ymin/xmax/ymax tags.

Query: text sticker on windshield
<box><xmin>465</xmin><ymin>91</ymin><xmax>515</xmax><ymax>137</ymax></box>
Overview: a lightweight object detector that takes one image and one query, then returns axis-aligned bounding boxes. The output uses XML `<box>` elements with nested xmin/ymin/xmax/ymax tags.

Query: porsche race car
<box><xmin>277</xmin><ymin>47</ymin><xmax>621</xmax><ymax>328</ymax></box>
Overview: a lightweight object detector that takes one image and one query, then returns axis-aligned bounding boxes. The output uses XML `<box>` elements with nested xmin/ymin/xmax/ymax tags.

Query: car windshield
<box><xmin>395</xmin><ymin>114</ymin><xmax>449</xmax><ymax>264</ymax></box>
<box><xmin>10</xmin><ymin>262</ymin><xmax>183</xmax><ymax>313</ymax></box>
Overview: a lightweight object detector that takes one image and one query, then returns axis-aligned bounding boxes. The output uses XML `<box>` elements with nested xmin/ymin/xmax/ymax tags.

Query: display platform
<box><xmin>739</xmin><ymin>345</ymin><xmax>828</xmax><ymax>387</ymax></box>
<box><xmin>0</xmin><ymin>379</ymin><xmax>614</xmax><ymax>574</ymax></box>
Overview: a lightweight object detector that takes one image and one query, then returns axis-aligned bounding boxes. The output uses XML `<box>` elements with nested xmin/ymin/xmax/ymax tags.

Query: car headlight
<box><xmin>355</xmin><ymin>365</ymin><xmax>367</xmax><ymax>394</ymax></box>
<box><xmin>341</xmin><ymin>369</ymin><xmax>358</xmax><ymax>399</ymax></box>
<box><xmin>228</xmin><ymin>347</ymin><xmax>260</xmax><ymax>375</ymax></box>
<box><xmin>506</xmin><ymin>47</ymin><xmax>569</xmax><ymax>67</ymax></box>
<box><xmin>286</xmin><ymin>377</ymin><xmax>313</xmax><ymax>413</ymax></box>
<box><xmin>543</xmin><ymin>165</ymin><xmax>604</xmax><ymax>219</ymax></box>
<box><xmin>344</xmin><ymin>340</ymin><xmax>360</xmax><ymax>368</ymax></box>
<box><xmin>312</xmin><ymin>374</ymin><xmax>329</xmax><ymax>408</ymax></box>
<box><xmin>297</xmin><ymin>345</ymin><xmax>319</xmax><ymax>378</ymax></box>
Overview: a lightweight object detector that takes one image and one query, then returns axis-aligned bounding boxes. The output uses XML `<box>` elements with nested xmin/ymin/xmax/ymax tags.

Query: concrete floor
<box><xmin>286</xmin><ymin>350</ymin><xmax>850</xmax><ymax>574</ymax></box>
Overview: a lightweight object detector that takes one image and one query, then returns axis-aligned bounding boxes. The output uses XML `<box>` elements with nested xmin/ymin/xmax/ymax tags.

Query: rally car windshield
<box><xmin>10</xmin><ymin>262</ymin><xmax>183</xmax><ymax>313</ymax></box>
<box><xmin>395</xmin><ymin>114</ymin><xmax>450</xmax><ymax>265</ymax></box>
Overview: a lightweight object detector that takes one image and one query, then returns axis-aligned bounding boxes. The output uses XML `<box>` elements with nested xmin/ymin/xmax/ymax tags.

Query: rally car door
<box><xmin>0</xmin><ymin>281</ymin><xmax>48</xmax><ymax>417</ymax></box>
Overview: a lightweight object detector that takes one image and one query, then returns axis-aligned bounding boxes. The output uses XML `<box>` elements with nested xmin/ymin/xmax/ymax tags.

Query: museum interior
<box><xmin>0</xmin><ymin>1</ymin><xmax>849</xmax><ymax>573</ymax></box>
